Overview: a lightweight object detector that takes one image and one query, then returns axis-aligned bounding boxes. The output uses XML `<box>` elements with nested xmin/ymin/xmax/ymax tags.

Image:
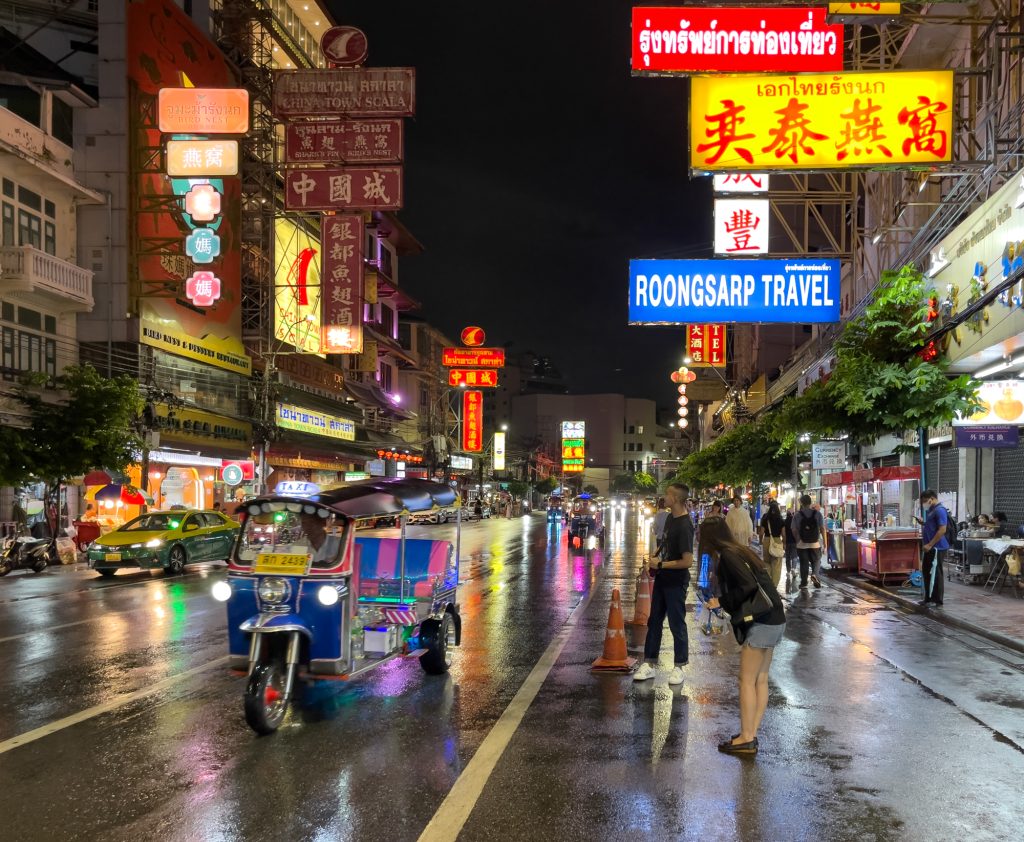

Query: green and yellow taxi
<box><xmin>89</xmin><ymin>510</ymin><xmax>240</xmax><ymax>577</ymax></box>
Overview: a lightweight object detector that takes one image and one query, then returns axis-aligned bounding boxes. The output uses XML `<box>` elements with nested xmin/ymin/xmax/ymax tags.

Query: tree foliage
<box><xmin>535</xmin><ymin>476</ymin><xmax>558</xmax><ymax>495</ymax></box>
<box><xmin>583</xmin><ymin>484</ymin><xmax>600</xmax><ymax>495</ymax></box>
<box><xmin>611</xmin><ymin>472</ymin><xmax>657</xmax><ymax>494</ymax></box>
<box><xmin>672</xmin><ymin>414</ymin><xmax>791</xmax><ymax>490</ymax></box>
<box><xmin>506</xmin><ymin>479</ymin><xmax>530</xmax><ymax>499</ymax></box>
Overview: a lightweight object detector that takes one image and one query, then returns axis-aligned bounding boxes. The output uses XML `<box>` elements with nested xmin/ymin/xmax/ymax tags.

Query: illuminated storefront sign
<box><xmin>561</xmin><ymin>421</ymin><xmax>585</xmax><ymax>439</ymax></box>
<box><xmin>493</xmin><ymin>431</ymin><xmax>506</xmax><ymax>471</ymax></box>
<box><xmin>687</xmin><ymin>324</ymin><xmax>727</xmax><ymax>367</ymax></box>
<box><xmin>462</xmin><ymin>390</ymin><xmax>483</xmax><ymax>452</ymax></box>
<box><xmin>714</xmin><ymin>198</ymin><xmax>769</xmax><ymax>254</ymax></box>
<box><xmin>276</xmin><ymin>402</ymin><xmax>356</xmax><ymax>441</ymax></box>
<box><xmin>629</xmin><ymin>258</ymin><xmax>841</xmax><ymax>324</ymax></box>
<box><xmin>713</xmin><ymin>173</ymin><xmax>769</xmax><ymax>194</ymax></box>
<box><xmin>449</xmin><ymin>369</ymin><xmax>498</xmax><ymax>388</ymax></box>
<box><xmin>632</xmin><ymin>7</ymin><xmax>842</xmax><ymax>74</ymax></box>
<box><xmin>321</xmin><ymin>213</ymin><xmax>364</xmax><ymax>354</ymax></box>
<box><xmin>285</xmin><ymin>120</ymin><xmax>404</xmax><ymax>164</ymax></box>
<box><xmin>185</xmin><ymin>271</ymin><xmax>222</xmax><ymax>307</ymax></box>
<box><xmin>450</xmin><ymin>455</ymin><xmax>473</xmax><ymax>471</ymax></box>
<box><xmin>442</xmin><ymin>347</ymin><xmax>505</xmax><ymax>367</ymax></box>
<box><xmin>274</xmin><ymin>217</ymin><xmax>322</xmax><ymax>354</ymax></box>
<box><xmin>561</xmin><ymin>421</ymin><xmax>585</xmax><ymax>473</ymax></box>
<box><xmin>185</xmin><ymin>228</ymin><xmax>221</xmax><ymax>264</ymax></box>
<box><xmin>273</xmin><ymin>68</ymin><xmax>415</xmax><ymax>118</ymax></box>
<box><xmin>157</xmin><ymin>87</ymin><xmax>249</xmax><ymax>134</ymax></box>
<box><xmin>690</xmin><ymin>70</ymin><xmax>955</xmax><ymax>172</ymax></box>
<box><xmin>828</xmin><ymin>3</ymin><xmax>901</xmax><ymax>17</ymax></box>
<box><xmin>460</xmin><ymin>326</ymin><xmax>486</xmax><ymax>346</ymax></box>
<box><xmin>166</xmin><ymin>139</ymin><xmax>239</xmax><ymax>176</ymax></box>
<box><xmin>285</xmin><ymin>166</ymin><xmax>403</xmax><ymax>211</ymax></box>
<box><xmin>183</xmin><ymin>183</ymin><xmax>221</xmax><ymax>222</ymax></box>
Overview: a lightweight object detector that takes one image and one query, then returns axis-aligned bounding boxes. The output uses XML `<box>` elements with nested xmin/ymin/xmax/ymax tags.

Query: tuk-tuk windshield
<box><xmin>237</xmin><ymin>504</ymin><xmax>348</xmax><ymax>569</ymax></box>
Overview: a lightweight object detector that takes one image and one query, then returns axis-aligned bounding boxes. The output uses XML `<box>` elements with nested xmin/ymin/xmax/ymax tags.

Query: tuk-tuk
<box><xmin>546</xmin><ymin>494</ymin><xmax>563</xmax><ymax>523</ymax></box>
<box><xmin>214</xmin><ymin>478</ymin><xmax>462</xmax><ymax>735</ymax></box>
<box><xmin>567</xmin><ymin>492</ymin><xmax>604</xmax><ymax>547</ymax></box>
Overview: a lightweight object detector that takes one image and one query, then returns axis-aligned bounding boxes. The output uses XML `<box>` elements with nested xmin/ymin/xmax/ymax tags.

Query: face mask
<box><xmin>923</xmin><ymin>502</ymin><xmax>932</xmax><ymax>511</ymax></box>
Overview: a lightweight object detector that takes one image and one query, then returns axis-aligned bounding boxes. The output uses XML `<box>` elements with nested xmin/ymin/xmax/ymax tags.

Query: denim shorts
<box><xmin>744</xmin><ymin>621</ymin><xmax>786</xmax><ymax>649</ymax></box>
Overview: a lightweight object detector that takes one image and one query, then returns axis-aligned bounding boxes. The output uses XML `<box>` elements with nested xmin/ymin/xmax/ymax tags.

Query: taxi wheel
<box><xmin>244</xmin><ymin>662</ymin><xmax>288</xmax><ymax>735</ymax></box>
<box><xmin>97</xmin><ymin>569</ymin><xmax>116</xmax><ymax>578</ymax></box>
<box><xmin>166</xmin><ymin>546</ymin><xmax>186</xmax><ymax>575</ymax></box>
<box><xmin>419</xmin><ymin>614</ymin><xmax>454</xmax><ymax>675</ymax></box>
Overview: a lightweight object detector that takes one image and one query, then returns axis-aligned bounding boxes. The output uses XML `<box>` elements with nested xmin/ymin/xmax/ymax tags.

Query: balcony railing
<box><xmin>0</xmin><ymin>246</ymin><xmax>93</xmax><ymax>311</ymax></box>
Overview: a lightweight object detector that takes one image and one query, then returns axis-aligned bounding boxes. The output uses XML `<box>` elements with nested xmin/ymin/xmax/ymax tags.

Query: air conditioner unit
<box><xmin>179</xmin><ymin>380</ymin><xmax>197</xmax><ymax>396</ymax></box>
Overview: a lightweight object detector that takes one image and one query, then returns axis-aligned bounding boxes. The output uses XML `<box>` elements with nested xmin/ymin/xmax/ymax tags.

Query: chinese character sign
<box><xmin>632</xmin><ymin>7</ymin><xmax>842</xmax><ymax>74</ymax></box>
<box><xmin>714</xmin><ymin>198</ymin><xmax>769</xmax><ymax>254</ymax></box>
<box><xmin>284</xmin><ymin>120</ymin><xmax>404</xmax><ymax>164</ymax></box>
<box><xmin>285</xmin><ymin>167</ymin><xmax>403</xmax><ymax>211</ymax></box>
<box><xmin>561</xmin><ymin>437</ymin><xmax>585</xmax><ymax>472</ymax></box>
<box><xmin>687</xmin><ymin>324</ymin><xmax>727</xmax><ymax>367</ymax></box>
<box><xmin>690</xmin><ymin>70</ymin><xmax>954</xmax><ymax>171</ymax></box>
<box><xmin>320</xmin><ymin>213</ymin><xmax>364</xmax><ymax>354</ymax></box>
<box><xmin>462</xmin><ymin>390</ymin><xmax>483</xmax><ymax>452</ymax></box>
<box><xmin>448</xmin><ymin>369</ymin><xmax>499</xmax><ymax>388</ymax></box>
<box><xmin>166</xmin><ymin>140</ymin><xmax>239</xmax><ymax>176</ymax></box>
<box><xmin>713</xmin><ymin>173</ymin><xmax>769</xmax><ymax>194</ymax></box>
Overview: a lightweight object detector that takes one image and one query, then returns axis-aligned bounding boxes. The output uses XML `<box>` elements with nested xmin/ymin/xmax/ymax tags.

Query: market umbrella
<box><xmin>93</xmin><ymin>484</ymin><xmax>123</xmax><ymax>501</ymax></box>
<box><xmin>120</xmin><ymin>486</ymin><xmax>153</xmax><ymax>506</ymax></box>
<box><xmin>84</xmin><ymin>469</ymin><xmax>130</xmax><ymax>487</ymax></box>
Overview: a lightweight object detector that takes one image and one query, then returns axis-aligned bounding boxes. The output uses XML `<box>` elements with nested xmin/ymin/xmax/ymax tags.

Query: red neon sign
<box><xmin>185</xmin><ymin>271</ymin><xmax>222</xmax><ymax>308</ymax></box>
<box><xmin>448</xmin><ymin>369</ymin><xmax>498</xmax><ymax>388</ymax></box>
<box><xmin>632</xmin><ymin>7</ymin><xmax>842</xmax><ymax>74</ymax></box>
<box><xmin>443</xmin><ymin>347</ymin><xmax>505</xmax><ymax>368</ymax></box>
<box><xmin>462</xmin><ymin>390</ymin><xmax>483</xmax><ymax>452</ymax></box>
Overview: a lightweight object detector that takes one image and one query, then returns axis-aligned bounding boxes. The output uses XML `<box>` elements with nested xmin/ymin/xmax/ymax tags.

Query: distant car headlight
<box><xmin>145</xmin><ymin>538</ymin><xmax>164</xmax><ymax>548</ymax></box>
<box><xmin>317</xmin><ymin>585</ymin><xmax>339</xmax><ymax>606</ymax></box>
<box><xmin>258</xmin><ymin>577</ymin><xmax>290</xmax><ymax>605</ymax></box>
<box><xmin>211</xmin><ymin>581</ymin><xmax>232</xmax><ymax>602</ymax></box>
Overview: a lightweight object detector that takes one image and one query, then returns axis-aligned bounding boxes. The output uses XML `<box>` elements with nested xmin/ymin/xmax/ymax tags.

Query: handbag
<box><xmin>732</xmin><ymin>558</ymin><xmax>775</xmax><ymax>625</ymax></box>
<box><xmin>768</xmin><ymin>535</ymin><xmax>785</xmax><ymax>559</ymax></box>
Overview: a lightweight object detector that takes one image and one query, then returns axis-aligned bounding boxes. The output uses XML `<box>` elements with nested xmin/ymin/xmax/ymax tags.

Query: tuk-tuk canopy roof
<box><xmin>245</xmin><ymin>478</ymin><xmax>458</xmax><ymax>520</ymax></box>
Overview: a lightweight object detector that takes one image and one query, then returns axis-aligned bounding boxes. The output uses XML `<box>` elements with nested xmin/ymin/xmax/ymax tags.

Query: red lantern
<box><xmin>670</xmin><ymin>371</ymin><xmax>681</xmax><ymax>383</ymax></box>
<box><xmin>685</xmin><ymin>371</ymin><xmax>697</xmax><ymax>383</ymax></box>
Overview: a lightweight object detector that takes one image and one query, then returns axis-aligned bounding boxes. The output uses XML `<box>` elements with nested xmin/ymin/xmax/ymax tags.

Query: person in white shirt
<box><xmin>725</xmin><ymin>494</ymin><xmax>754</xmax><ymax>547</ymax></box>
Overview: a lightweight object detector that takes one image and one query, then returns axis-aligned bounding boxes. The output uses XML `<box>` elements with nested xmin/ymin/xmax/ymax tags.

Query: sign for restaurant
<box><xmin>276</xmin><ymin>402</ymin><xmax>356</xmax><ymax>441</ymax></box>
<box><xmin>687</xmin><ymin>324</ymin><xmax>727</xmax><ymax>367</ymax></box>
<box><xmin>561</xmin><ymin>421</ymin><xmax>586</xmax><ymax>439</ymax></box>
<box><xmin>320</xmin><ymin>25</ymin><xmax>369</xmax><ymax>66</ymax></box>
<box><xmin>828</xmin><ymin>3</ymin><xmax>901</xmax><ymax>17</ymax></box>
<box><xmin>462</xmin><ymin>390</ymin><xmax>483</xmax><ymax>452</ymax></box>
<box><xmin>443</xmin><ymin>347</ymin><xmax>505</xmax><ymax>367</ymax></box>
<box><xmin>713</xmin><ymin>173</ymin><xmax>769</xmax><ymax>194</ymax></box>
<box><xmin>493</xmin><ymin>431</ymin><xmax>506</xmax><ymax>471</ymax></box>
<box><xmin>954</xmin><ymin>381</ymin><xmax>1024</xmax><ymax>427</ymax></box>
<box><xmin>954</xmin><ymin>425</ymin><xmax>1019</xmax><ymax>448</ymax></box>
<box><xmin>157</xmin><ymin>88</ymin><xmax>249</xmax><ymax>134</ymax></box>
<box><xmin>632</xmin><ymin>7</ymin><xmax>842</xmax><ymax>74</ymax></box>
<box><xmin>166</xmin><ymin>139</ymin><xmax>239</xmax><ymax>176</ymax></box>
<box><xmin>561</xmin><ymin>437</ymin><xmax>585</xmax><ymax>472</ymax></box>
<box><xmin>320</xmin><ymin>213</ymin><xmax>364</xmax><ymax>354</ymax></box>
<box><xmin>273</xmin><ymin>68</ymin><xmax>415</xmax><ymax>118</ymax></box>
<box><xmin>812</xmin><ymin>441</ymin><xmax>847</xmax><ymax>471</ymax></box>
<box><xmin>714</xmin><ymin>198</ymin><xmax>769</xmax><ymax>254</ymax></box>
<box><xmin>629</xmin><ymin>258</ymin><xmax>841</xmax><ymax>324</ymax></box>
<box><xmin>284</xmin><ymin>120</ymin><xmax>403</xmax><ymax>164</ymax></box>
<box><xmin>285</xmin><ymin>166</ymin><xmax>403</xmax><ymax>211</ymax></box>
<box><xmin>689</xmin><ymin>70</ymin><xmax>955</xmax><ymax>172</ymax></box>
<box><xmin>448</xmin><ymin>368</ymin><xmax>499</xmax><ymax>388</ymax></box>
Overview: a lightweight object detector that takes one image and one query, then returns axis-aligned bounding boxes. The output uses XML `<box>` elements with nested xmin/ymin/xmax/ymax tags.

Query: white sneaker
<box><xmin>667</xmin><ymin>667</ymin><xmax>685</xmax><ymax>686</ymax></box>
<box><xmin>633</xmin><ymin>663</ymin><xmax>656</xmax><ymax>681</ymax></box>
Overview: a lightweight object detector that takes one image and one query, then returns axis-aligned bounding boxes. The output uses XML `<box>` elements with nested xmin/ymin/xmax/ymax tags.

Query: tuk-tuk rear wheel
<box><xmin>244</xmin><ymin>662</ymin><xmax>288</xmax><ymax>735</ymax></box>
<box><xmin>419</xmin><ymin>614</ymin><xmax>455</xmax><ymax>675</ymax></box>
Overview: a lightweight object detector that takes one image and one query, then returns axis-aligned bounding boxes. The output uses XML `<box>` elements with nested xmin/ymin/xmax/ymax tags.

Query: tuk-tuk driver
<box><xmin>301</xmin><ymin>513</ymin><xmax>342</xmax><ymax>564</ymax></box>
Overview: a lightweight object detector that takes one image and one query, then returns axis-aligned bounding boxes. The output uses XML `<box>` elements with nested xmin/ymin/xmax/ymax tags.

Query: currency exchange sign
<box><xmin>632</xmin><ymin>7</ymin><xmax>842</xmax><ymax>74</ymax></box>
<box><xmin>628</xmin><ymin>258</ymin><xmax>841</xmax><ymax>324</ymax></box>
<box><xmin>689</xmin><ymin>69</ymin><xmax>954</xmax><ymax>172</ymax></box>
<box><xmin>285</xmin><ymin>120</ymin><xmax>404</xmax><ymax>164</ymax></box>
<box><xmin>272</xmin><ymin>68</ymin><xmax>415</xmax><ymax>118</ymax></box>
<box><xmin>285</xmin><ymin>167</ymin><xmax>403</xmax><ymax>211</ymax></box>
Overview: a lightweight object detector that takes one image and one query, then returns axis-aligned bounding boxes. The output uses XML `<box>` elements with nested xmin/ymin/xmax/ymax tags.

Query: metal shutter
<box><xmin>994</xmin><ymin>443</ymin><xmax>1024</xmax><ymax>529</ymax></box>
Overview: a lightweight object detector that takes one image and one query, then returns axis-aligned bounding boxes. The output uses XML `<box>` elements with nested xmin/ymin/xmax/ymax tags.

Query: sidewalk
<box><xmin>826</xmin><ymin>568</ymin><xmax>1024</xmax><ymax>654</ymax></box>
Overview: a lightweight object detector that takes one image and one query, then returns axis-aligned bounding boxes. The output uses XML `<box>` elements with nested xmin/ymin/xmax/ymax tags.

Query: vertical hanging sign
<box><xmin>462</xmin><ymin>390</ymin><xmax>483</xmax><ymax>452</ymax></box>
<box><xmin>687</xmin><ymin>325</ymin><xmax>728</xmax><ymax>368</ymax></box>
<box><xmin>493</xmin><ymin>431</ymin><xmax>506</xmax><ymax>471</ymax></box>
<box><xmin>321</xmin><ymin>213</ymin><xmax>364</xmax><ymax>353</ymax></box>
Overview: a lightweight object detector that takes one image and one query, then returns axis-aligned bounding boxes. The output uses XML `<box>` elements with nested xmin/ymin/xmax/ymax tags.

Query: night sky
<box><xmin>329</xmin><ymin>0</ymin><xmax>711</xmax><ymax>406</ymax></box>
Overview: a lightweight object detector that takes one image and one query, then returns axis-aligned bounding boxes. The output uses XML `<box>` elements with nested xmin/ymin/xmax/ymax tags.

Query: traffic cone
<box><xmin>591</xmin><ymin>588</ymin><xmax>637</xmax><ymax>672</ymax></box>
<box><xmin>629</xmin><ymin>568</ymin><xmax>652</xmax><ymax>626</ymax></box>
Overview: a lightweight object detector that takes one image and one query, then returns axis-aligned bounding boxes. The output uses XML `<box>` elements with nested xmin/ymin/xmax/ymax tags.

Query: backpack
<box><xmin>797</xmin><ymin>510</ymin><xmax>820</xmax><ymax>544</ymax></box>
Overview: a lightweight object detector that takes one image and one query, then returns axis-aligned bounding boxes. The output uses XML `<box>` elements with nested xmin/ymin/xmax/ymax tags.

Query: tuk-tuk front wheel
<box><xmin>244</xmin><ymin>662</ymin><xmax>289</xmax><ymax>735</ymax></box>
<box><xmin>419</xmin><ymin>614</ymin><xmax>455</xmax><ymax>675</ymax></box>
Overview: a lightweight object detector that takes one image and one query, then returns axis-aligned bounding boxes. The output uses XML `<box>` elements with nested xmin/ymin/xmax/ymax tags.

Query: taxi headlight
<box><xmin>211</xmin><ymin>581</ymin><xmax>232</xmax><ymax>602</ymax></box>
<box><xmin>258</xmin><ymin>577</ymin><xmax>290</xmax><ymax>605</ymax></box>
<box><xmin>317</xmin><ymin>585</ymin><xmax>339</xmax><ymax>606</ymax></box>
<box><xmin>145</xmin><ymin>538</ymin><xmax>164</xmax><ymax>548</ymax></box>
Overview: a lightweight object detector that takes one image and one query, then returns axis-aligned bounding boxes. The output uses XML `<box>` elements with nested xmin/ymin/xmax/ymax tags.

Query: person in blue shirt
<box><xmin>918</xmin><ymin>489</ymin><xmax>949</xmax><ymax>607</ymax></box>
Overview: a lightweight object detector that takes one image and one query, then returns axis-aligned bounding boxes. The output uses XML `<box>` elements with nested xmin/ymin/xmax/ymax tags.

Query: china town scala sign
<box><xmin>631</xmin><ymin>6</ymin><xmax>842</xmax><ymax>74</ymax></box>
<box><xmin>272</xmin><ymin>68</ymin><xmax>415</xmax><ymax>118</ymax></box>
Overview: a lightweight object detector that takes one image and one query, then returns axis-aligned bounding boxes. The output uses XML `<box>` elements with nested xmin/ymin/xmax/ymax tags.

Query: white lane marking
<box><xmin>0</xmin><ymin>605</ymin><xmax>214</xmax><ymax>644</ymax></box>
<box><xmin>0</xmin><ymin>655</ymin><xmax>230</xmax><ymax>755</ymax></box>
<box><xmin>0</xmin><ymin>564</ymin><xmax>226</xmax><ymax>604</ymax></box>
<box><xmin>417</xmin><ymin>579</ymin><xmax>602</xmax><ymax>842</ymax></box>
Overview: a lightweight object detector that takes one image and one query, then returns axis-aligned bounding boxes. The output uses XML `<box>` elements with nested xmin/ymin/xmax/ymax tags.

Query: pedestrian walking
<box><xmin>649</xmin><ymin>496</ymin><xmax>669</xmax><ymax>559</ymax></box>
<box><xmin>725</xmin><ymin>494</ymin><xmax>753</xmax><ymax>547</ymax></box>
<box><xmin>791</xmin><ymin>494</ymin><xmax>827</xmax><ymax>589</ymax></box>
<box><xmin>917</xmin><ymin>489</ymin><xmax>949</xmax><ymax>606</ymax></box>
<box><xmin>699</xmin><ymin>516</ymin><xmax>785</xmax><ymax>756</ymax></box>
<box><xmin>634</xmin><ymin>482</ymin><xmax>694</xmax><ymax>686</ymax></box>
<box><xmin>758</xmin><ymin>499</ymin><xmax>786</xmax><ymax>587</ymax></box>
<box><xmin>782</xmin><ymin>506</ymin><xmax>798</xmax><ymax>587</ymax></box>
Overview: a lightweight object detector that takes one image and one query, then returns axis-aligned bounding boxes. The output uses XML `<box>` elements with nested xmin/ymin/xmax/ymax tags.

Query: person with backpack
<box><xmin>791</xmin><ymin>494</ymin><xmax>827</xmax><ymax>590</ymax></box>
<box><xmin>758</xmin><ymin>499</ymin><xmax>786</xmax><ymax>587</ymax></box>
<box><xmin>918</xmin><ymin>489</ymin><xmax>949</xmax><ymax>606</ymax></box>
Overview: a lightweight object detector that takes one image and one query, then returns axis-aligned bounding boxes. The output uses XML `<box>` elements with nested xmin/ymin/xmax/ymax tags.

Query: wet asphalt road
<box><xmin>0</xmin><ymin>511</ymin><xmax>1021</xmax><ymax>842</ymax></box>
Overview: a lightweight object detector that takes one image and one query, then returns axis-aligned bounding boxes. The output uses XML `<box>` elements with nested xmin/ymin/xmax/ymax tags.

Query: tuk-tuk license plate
<box><xmin>104</xmin><ymin>553</ymin><xmax>121</xmax><ymax>561</ymax></box>
<box><xmin>254</xmin><ymin>553</ymin><xmax>310</xmax><ymax>575</ymax></box>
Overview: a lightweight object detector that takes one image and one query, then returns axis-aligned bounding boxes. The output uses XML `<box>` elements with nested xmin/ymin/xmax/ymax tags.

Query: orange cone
<box><xmin>629</xmin><ymin>568</ymin><xmax>652</xmax><ymax>626</ymax></box>
<box><xmin>592</xmin><ymin>588</ymin><xmax>637</xmax><ymax>672</ymax></box>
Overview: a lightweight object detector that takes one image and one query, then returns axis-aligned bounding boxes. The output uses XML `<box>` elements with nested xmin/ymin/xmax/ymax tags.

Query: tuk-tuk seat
<box><xmin>354</xmin><ymin>537</ymin><xmax>455</xmax><ymax>599</ymax></box>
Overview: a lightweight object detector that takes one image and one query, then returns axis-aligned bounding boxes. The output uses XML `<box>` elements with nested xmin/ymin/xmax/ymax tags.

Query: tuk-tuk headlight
<box><xmin>258</xmin><ymin>577</ymin><xmax>290</xmax><ymax>605</ymax></box>
<box><xmin>317</xmin><ymin>585</ymin><xmax>339</xmax><ymax>606</ymax></box>
<box><xmin>211</xmin><ymin>581</ymin><xmax>232</xmax><ymax>602</ymax></box>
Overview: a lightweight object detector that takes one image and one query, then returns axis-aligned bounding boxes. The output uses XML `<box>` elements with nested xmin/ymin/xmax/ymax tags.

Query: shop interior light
<box><xmin>975</xmin><ymin>358</ymin><xmax>1013</xmax><ymax>379</ymax></box>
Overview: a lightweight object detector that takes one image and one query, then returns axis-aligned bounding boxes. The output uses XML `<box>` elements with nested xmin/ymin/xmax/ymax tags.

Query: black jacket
<box><xmin>715</xmin><ymin>548</ymin><xmax>785</xmax><ymax>627</ymax></box>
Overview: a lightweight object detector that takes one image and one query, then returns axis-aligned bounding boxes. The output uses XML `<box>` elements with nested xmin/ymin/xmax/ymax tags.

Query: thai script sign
<box><xmin>443</xmin><ymin>347</ymin><xmax>505</xmax><ymax>367</ymax></box>
<box><xmin>462</xmin><ymin>391</ymin><xmax>483</xmax><ymax>452</ymax></box>
<box><xmin>687</xmin><ymin>324</ymin><xmax>727</xmax><ymax>367</ymax></box>
<box><xmin>632</xmin><ymin>7</ymin><xmax>842</xmax><ymax>74</ymax></box>
<box><xmin>276</xmin><ymin>402</ymin><xmax>356</xmax><ymax>441</ymax></box>
<box><xmin>285</xmin><ymin>120</ymin><xmax>403</xmax><ymax>164</ymax></box>
<box><xmin>714</xmin><ymin>198</ymin><xmax>769</xmax><ymax>254</ymax></box>
<box><xmin>157</xmin><ymin>88</ymin><xmax>249</xmax><ymax>134</ymax></box>
<box><xmin>629</xmin><ymin>258</ymin><xmax>841</xmax><ymax>324</ymax></box>
<box><xmin>166</xmin><ymin>139</ymin><xmax>238</xmax><ymax>176</ymax></box>
<box><xmin>828</xmin><ymin>3</ymin><xmax>901</xmax><ymax>17</ymax></box>
<box><xmin>561</xmin><ymin>438</ymin><xmax>585</xmax><ymax>473</ymax></box>
<box><xmin>713</xmin><ymin>173</ymin><xmax>769</xmax><ymax>194</ymax></box>
<box><xmin>320</xmin><ymin>213</ymin><xmax>364</xmax><ymax>354</ymax></box>
<box><xmin>449</xmin><ymin>369</ymin><xmax>499</xmax><ymax>388</ymax></box>
<box><xmin>690</xmin><ymin>70</ymin><xmax>955</xmax><ymax>172</ymax></box>
<box><xmin>285</xmin><ymin>166</ymin><xmax>403</xmax><ymax>211</ymax></box>
<box><xmin>273</xmin><ymin>68</ymin><xmax>415</xmax><ymax>118</ymax></box>
<box><xmin>561</xmin><ymin>421</ymin><xmax>586</xmax><ymax>439</ymax></box>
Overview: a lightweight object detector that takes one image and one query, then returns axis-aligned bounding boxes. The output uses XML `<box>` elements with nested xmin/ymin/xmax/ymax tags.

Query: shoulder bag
<box><xmin>731</xmin><ymin>557</ymin><xmax>775</xmax><ymax>625</ymax></box>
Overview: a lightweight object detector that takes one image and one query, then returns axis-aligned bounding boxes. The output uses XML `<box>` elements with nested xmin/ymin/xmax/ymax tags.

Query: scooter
<box><xmin>0</xmin><ymin>533</ymin><xmax>53</xmax><ymax>575</ymax></box>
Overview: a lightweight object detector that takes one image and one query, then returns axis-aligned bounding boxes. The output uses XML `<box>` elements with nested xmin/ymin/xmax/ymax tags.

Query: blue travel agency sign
<box><xmin>628</xmin><ymin>258</ymin><xmax>841</xmax><ymax>324</ymax></box>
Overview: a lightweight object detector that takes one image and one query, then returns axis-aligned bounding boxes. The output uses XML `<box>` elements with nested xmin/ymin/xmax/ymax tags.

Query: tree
<box><xmin>634</xmin><ymin>471</ymin><xmax>657</xmax><ymax>492</ymax></box>
<box><xmin>672</xmin><ymin>414</ymin><xmax>791</xmax><ymax>490</ymax></box>
<box><xmin>506</xmin><ymin>479</ymin><xmax>530</xmax><ymax>499</ymax></box>
<box><xmin>611</xmin><ymin>473</ymin><xmax>636</xmax><ymax>494</ymax></box>
<box><xmin>9</xmin><ymin>366</ymin><xmax>144</xmax><ymax>529</ymax></box>
<box><xmin>536</xmin><ymin>476</ymin><xmax>558</xmax><ymax>495</ymax></box>
<box><xmin>583</xmin><ymin>484</ymin><xmax>600</xmax><ymax>496</ymax></box>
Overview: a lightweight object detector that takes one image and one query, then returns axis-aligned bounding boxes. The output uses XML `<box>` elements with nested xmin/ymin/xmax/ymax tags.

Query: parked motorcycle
<box><xmin>0</xmin><ymin>534</ymin><xmax>53</xmax><ymax>576</ymax></box>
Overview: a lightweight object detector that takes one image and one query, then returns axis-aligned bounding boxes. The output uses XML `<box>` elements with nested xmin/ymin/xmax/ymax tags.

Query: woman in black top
<box><xmin>701</xmin><ymin>516</ymin><xmax>785</xmax><ymax>756</ymax></box>
<box><xmin>757</xmin><ymin>499</ymin><xmax>786</xmax><ymax>588</ymax></box>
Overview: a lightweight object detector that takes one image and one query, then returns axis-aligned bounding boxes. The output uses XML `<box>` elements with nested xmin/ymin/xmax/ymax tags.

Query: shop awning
<box><xmin>344</xmin><ymin>378</ymin><xmax>416</xmax><ymax>420</ymax></box>
<box><xmin>822</xmin><ymin>466</ymin><xmax>921</xmax><ymax>487</ymax></box>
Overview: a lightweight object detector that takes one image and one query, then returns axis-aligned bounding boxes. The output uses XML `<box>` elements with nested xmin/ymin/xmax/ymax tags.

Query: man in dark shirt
<box><xmin>635</xmin><ymin>482</ymin><xmax>694</xmax><ymax>686</ymax></box>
